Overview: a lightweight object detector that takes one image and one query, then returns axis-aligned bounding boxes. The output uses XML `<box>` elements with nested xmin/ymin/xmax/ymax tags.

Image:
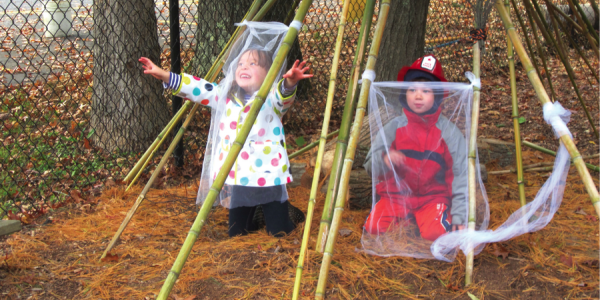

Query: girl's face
<box><xmin>235</xmin><ymin>51</ymin><xmax>268</xmax><ymax>94</ymax></box>
<box><xmin>406</xmin><ymin>83</ymin><xmax>435</xmax><ymax>114</ymax></box>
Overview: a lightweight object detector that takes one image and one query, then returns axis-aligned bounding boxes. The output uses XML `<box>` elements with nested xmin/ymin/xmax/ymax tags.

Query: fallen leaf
<box><xmin>574</xmin><ymin>207</ymin><xmax>587</xmax><ymax>215</ymax></box>
<box><xmin>338</xmin><ymin>228</ymin><xmax>352</xmax><ymax>237</ymax></box>
<box><xmin>83</xmin><ymin>138</ymin><xmax>91</xmax><ymax>149</ymax></box>
<box><xmin>172</xmin><ymin>294</ymin><xmax>196</xmax><ymax>300</ymax></box>
<box><xmin>560</xmin><ymin>255</ymin><xmax>574</xmax><ymax>268</ymax></box>
<box><xmin>101</xmin><ymin>253</ymin><xmax>119</xmax><ymax>263</ymax></box>
<box><xmin>70</xmin><ymin>190</ymin><xmax>84</xmax><ymax>203</ymax></box>
<box><xmin>585</xmin><ymin>215</ymin><xmax>598</xmax><ymax>222</ymax></box>
<box><xmin>492</xmin><ymin>244</ymin><xmax>509</xmax><ymax>259</ymax></box>
<box><xmin>446</xmin><ymin>283</ymin><xmax>461</xmax><ymax>291</ymax></box>
<box><xmin>22</xmin><ymin>275</ymin><xmax>35</xmax><ymax>285</ymax></box>
<box><xmin>467</xmin><ymin>292</ymin><xmax>481</xmax><ymax>300</ymax></box>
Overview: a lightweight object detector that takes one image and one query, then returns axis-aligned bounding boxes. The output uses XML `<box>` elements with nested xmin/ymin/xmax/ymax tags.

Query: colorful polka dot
<box><xmin>271</xmin><ymin>158</ymin><xmax>278</xmax><ymax>166</ymax></box>
<box><xmin>240</xmin><ymin>177</ymin><xmax>249</xmax><ymax>185</ymax></box>
<box><xmin>193</xmin><ymin>76</ymin><xmax>201</xmax><ymax>81</ymax></box>
<box><xmin>273</xmin><ymin>127</ymin><xmax>281</xmax><ymax>135</ymax></box>
<box><xmin>215</xmin><ymin>95</ymin><xmax>219</xmax><ymax>102</ymax></box>
<box><xmin>258</xmin><ymin>178</ymin><xmax>266</xmax><ymax>186</ymax></box>
<box><xmin>193</xmin><ymin>87</ymin><xmax>201</xmax><ymax>96</ymax></box>
<box><xmin>226</xmin><ymin>98</ymin><xmax>231</xmax><ymax>104</ymax></box>
<box><xmin>219</xmin><ymin>123</ymin><xmax>224</xmax><ymax>130</ymax></box>
<box><xmin>182</xmin><ymin>76</ymin><xmax>190</xmax><ymax>85</ymax></box>
<box><xmin>287</xmin><ymin>177</ymin><xmax>292</xmax><ymax>183</ymax></box>
<box><xmin>226</xmin><ymin>108</ymin><xmax>231</xmax><ymax>116</ymax></box>
<box><xmin>229</xmin><ymin>171</ymin><xmax>235</xmax><ymax>178</ymax></box>
<box><xmin>200</xmin><ymin>99</ymin><xmax>209</xmax><ymax>105</ymax></box>
<box><xmin>263</xmin><ymin>146</ymin><xmax>271</xmax><ymax>155</ymax></box>
<box><xmin>219</xmin><ymin>153</ymin><xmax>223</xmax><ymax>160</ymax></box>
<box><xmin>274</xmin><ymin>178</ymin><xmax>281</xmax><ymax>185</ymax></box>
<box><xmin>258</xmin><ymin>128</ymin><xmax>265</xmax><ymax>136</ymax></box>
<box><xmin>282</xmin><ymin>164</ymin><xmax>287</xmax><ymax>172</ymax></box>
<box><xmin>204</xmin><ymin>83</ymin><xmax>214</xmax><ymax>91</ymax></box>
<box><xmin>230</xmin><ymin>121</ymin><xmax>237</xmax><ymax>129</ymax></box>
<box><xmin>255</xmin><ymin>159</ymin><xmax>263</xmax><ymax>167</ymax></box>
<box><xmin>243</xmin><ymin>106</ymin><xmax>250</xmax><ymax>113</ymax></box>
<box><xmin>279</xmin><ymin>153</ymin><xmax>282</xmax><ymax>159</ymax></box>
<box><xmin>241</xmin><ymin>152</ymin><xmax>249</xmax><ymax>160</ymax></box>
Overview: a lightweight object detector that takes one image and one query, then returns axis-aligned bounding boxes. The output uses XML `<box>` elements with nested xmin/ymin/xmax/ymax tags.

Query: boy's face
<box><xmin>235</xmin><ymin>51</ymin><xmax>268</xmax><ymax>94</ymax></box>
<box><xmin>406</xmin><ymin>82</ymin><xmax>435</xmax><ymax>114</ymax></box>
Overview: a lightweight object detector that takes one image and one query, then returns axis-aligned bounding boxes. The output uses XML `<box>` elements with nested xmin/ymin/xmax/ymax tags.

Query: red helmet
<box><xmin>397</xmin><ymin>55</ymin><xmax>447</xmax><ymax>82</ymax></box>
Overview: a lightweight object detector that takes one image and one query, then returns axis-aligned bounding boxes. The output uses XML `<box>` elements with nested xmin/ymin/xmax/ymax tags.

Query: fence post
<box><xmin>170</xmin><ymin>0</ymin><xmax>184</xmax><ymax>167</ymax></box>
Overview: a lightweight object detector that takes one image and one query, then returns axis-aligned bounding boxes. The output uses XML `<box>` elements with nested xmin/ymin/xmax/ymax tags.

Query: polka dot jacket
<box><xmin>173</xmin><ymin>73</ymin><xmax>296</xmax><ymax>188</ymax></box>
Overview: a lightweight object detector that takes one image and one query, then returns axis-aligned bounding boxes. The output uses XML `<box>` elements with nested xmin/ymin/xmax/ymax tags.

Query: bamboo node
<box><xmin>189</xmin><ymin>229</ymin><xmax>200</xmax><ymax>237</ymax></box>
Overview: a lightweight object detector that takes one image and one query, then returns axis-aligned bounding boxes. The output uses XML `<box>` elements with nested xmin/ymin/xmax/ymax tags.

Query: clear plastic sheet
<box><xmin>189</xmin><ymin>21</ymin><xmax>292</xmax><ymax>208</ymax></box>
<box><xmin>361</xmin><ymin>76</ymin><xmax>489</xmax><ymax>259</ymax></box>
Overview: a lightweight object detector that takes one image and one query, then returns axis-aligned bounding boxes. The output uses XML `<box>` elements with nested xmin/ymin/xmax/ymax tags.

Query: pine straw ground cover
<box><xmin>0</xmin><ymin>153</ymin><xmax>598</xmax><ymax>299</ymax></box>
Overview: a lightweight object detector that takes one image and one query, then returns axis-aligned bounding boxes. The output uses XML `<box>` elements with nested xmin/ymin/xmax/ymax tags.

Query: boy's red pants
<box><xmin>364</xmin><ymin>198</ymin><xmax>452</xmax><ymax>241</ymax></box>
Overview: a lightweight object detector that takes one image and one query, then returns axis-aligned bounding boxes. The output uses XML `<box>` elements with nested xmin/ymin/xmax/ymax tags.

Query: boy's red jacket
<box><xmin>364</xmin><ymin>107</ymin><xmax>468</xmax><ymax>225</ymax></box>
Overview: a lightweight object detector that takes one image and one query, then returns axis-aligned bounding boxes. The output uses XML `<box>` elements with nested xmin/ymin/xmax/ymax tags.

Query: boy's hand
<box><xmin>383</xmin><ymin>150</ymin><xmax>406</xmax><ymax>169</ymax></box>
<box><xmin>139</xmin><ymin>57</ymin><xmax>170</xmax><ymax>83</ymax></box>
<box><xmin>282</xmin><ymin>60</ymin><xmax>313</xmax><ymax>89</ymax></box>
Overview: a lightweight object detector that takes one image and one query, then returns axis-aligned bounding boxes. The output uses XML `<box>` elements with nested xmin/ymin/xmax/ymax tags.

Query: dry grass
<box><xmin>0</xmin><ymin>153</ymin><xmax>598</xmax><ymax>299</ymax></box>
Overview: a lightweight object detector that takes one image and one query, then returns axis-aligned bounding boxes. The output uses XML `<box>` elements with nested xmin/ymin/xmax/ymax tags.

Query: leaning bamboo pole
<box><xmin>504</xmin><ymin>0</ymin><xmax>526</xmax><ymax>207</ymax></box>
<box><xmin>292</xmin><ymin>1</ymin><xmax>352</xmax><ymax>296</ymax></box>
<box><xmin>155</xmin><ymin>1</ymin><xmax>314</xmax><ymax>298</ymax></box>
<box><xmin>510</xmin><ymin>0</ymin><xmax>556</xmax><ymax>100</ymax></box>
<box><xmin>495</xmin><ymin>1</ymin><xmax>600</xmax><ymax>217</ymax></box>
<box><xmin>315</xmin><ymin>0</ymin><xmax>376</xmax><ymax>252</ymax></box>
<box><xmin>464</xmin><ymin>18</ymin><xmax>482</xmax><ymax>288</ymax></box>
<box><xmin>525</xmin><ymin>0</ymin><xmax>599</xmax><ymax>139</ymax></box>
<box><xmin>522</xmin><ymin>141</ymin><xmax>599</xmax><ymax>172</ymax></box>
<box><xmin>314</xmin><ymin>1</ymin><xmax>390</xmax><ymax>298</ymax></box>
<box><xmin>100</xmin><ymin>0</ymin><xmax>273</xmax><ymax>260</ymax></box>
<box><xmin>122</xmin><ymin>0</ymin><xmax>266</xmax><ymax>185</ymax></box>
<box><xmin>288</xmin><ymin>130</ymin><xmax>339</xmax><ymax>160</ymax></box>
<box><xmin>570</xmin><ymin>0</ymin><xmax>599</xmax><ymax>45</ymax></box>
<box><xmin>546</xmin><ymin>0</ymin><xmax>600</xmax><ymax>84</ymax></box>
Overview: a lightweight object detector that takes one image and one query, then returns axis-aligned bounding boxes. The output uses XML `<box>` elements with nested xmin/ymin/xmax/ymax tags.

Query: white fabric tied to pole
<box><xmin>430</xmin><ymin>103</ymin><xmax>572</xmax><ymax>262</ymax></box>
<box><xmin>359</xmin><ymin>70</ymin><xmax>376</xmax><ymax>84</ymax></box>
<box><xmin>465</xmin><ymin>71</ymin><xmax>481</xmax><ymax>89</ymax></box>
<box><xmin>289</xmin><ymin>20</ymin><xmax>303</xmax><ymax>31</ymax></box>
<box><xmin>543</xmin><ymin>102</ymin><xmax>572</xmax><ymax>138</ymax></box>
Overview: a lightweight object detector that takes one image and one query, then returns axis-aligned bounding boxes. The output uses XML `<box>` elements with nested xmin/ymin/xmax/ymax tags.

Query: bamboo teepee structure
<box><xmin>100</xmin><ymin>0</ymin><xmax>280</xmax><ymax>260</ymax></box>
<box><xmin>314</xmin><ymin>0</ymin><xmax>390</xmax><ymax>297</ymax></box>
<box><xmin>155</xmin><ymin>1</ymin><xmax>315</xmax><ymax>298</ymax></box>
<box><xmin>292</xmin><ymin>0</ymin><xmax>376</xmax><ymax>298</ymax></box>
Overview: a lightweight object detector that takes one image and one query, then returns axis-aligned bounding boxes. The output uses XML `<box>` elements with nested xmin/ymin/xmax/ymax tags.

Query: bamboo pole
<box><xmin>570</xmin><ymin>0</ymin><xmax>599</xmax><ymax>45</ymax></box>
<box><xmin>522</xmin><ymin>141</ymin><xmax>599</xmax><ymax>172</ymax></box>
<box><xmin>292</xmin><ymin>1</ymin><xmax>353</xmax><ymax>296</ymax></box>
<box><xmin>122</xmin><ymin>0</ymin><xmax>266</xmax><ymax>185</ymax></box>
<box><xmin>546</xmin><ymin>0</ymin><xmax>600</xmax><ymax>84</ymax></box>
<box><xmin>525</xmin><ymin>0</ymin><xmax>599</xmax><ymax>139</ymax></box>
<box><xmin>314</xmin><ymin>1</ymin><xmax>390</xmax><ymax>298</ymax></box>
<box><xmin>489</xmin><ymin>153</ymin><xmax>600</xmax><ymax>174</ymax></box>
<box><xmin>510</xmin><ymin>0</ymin><xmax>556</xmax><ymax>101</ymax></box>
<box><xmin>315</xmin><ymin>0</ymin><xmax>375</xmax><ymax>252</ymax></box>
<box><xmin>101</xmin><ymin>0</ymin><xmax>272</xmax><ymax>259</ymax></box>
<box><xmin>504</xmin><ymin>0</ymin><xmax>526</xmax><ymax>207</ymax></box>
<box><xmin>288</xmin><ymin>130</ymin><xmax>339</xmax><ymax>160</ymax></box>
<box><xmin>156</xmin><ymin>2</ymin><xmax>314</xmax><ymax>298</ymax></box>
<box><xmin>496</xmin><ymin>1</ymin><xmax>600</xmax><ymax>217</ymax></box>
<box><xmin>464</xmin><ymin>20</ymin><xmax>482</xmax><ymax>288</ymax></box>
<box><xmin>567</xmin><ymin>0</ymin><xmax>600</xmax><ymax>53</ymax></box>
<box><xmin>546</xmin><ymin>1</ymin><xmax>583</xmax><ymax>33</ymax></box>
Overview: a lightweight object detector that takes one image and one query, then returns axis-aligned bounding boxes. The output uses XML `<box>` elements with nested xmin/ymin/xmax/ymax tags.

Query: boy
<box><xmin>363</xmin><ymin>55</ymin><xmax>467</xmax><ymax>241</ymax></box>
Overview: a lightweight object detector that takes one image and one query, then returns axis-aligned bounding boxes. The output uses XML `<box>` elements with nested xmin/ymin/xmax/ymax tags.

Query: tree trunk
<box><xmin>375</xmin><ymin>0</ymin><xmax>431</xmax><ymax>81</ymax></box>
<box><xmin>192</xmin><ymin>0</ymin><xmax>254</xmax><ymax>76</ymax></box>
<box><xmin>91</xmin><ymin>0</ymin><xmax>169</xmax><ymax>152</ymax></box>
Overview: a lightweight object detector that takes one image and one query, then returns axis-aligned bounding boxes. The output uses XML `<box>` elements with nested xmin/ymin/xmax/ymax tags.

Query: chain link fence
<box><xmin>1</xmin><ymin>0</ymin><xmax>597</xmax><ymax>220</ymax></box>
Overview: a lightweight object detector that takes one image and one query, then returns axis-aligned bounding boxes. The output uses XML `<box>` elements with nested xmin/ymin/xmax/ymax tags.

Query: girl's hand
<box><xmin>383</xmin><ymin>150</ymin><xmax>406</xmax><ymax>169</ymax></box>
<box><xmin>139</xmin><ymin>57</ymin><xmax>170</xmax><ymax>83</ymax></box>
<box><xmin>282</xmin><ymin>60</ymin><xmax>313</xmax><ymax>89</ymax></box>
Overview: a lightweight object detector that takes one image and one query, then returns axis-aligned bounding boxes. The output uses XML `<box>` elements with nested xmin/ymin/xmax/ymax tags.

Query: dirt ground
<box><xmin>0</xmin><ymin>148</ymin><xmax>598</xmax><ymax>299</ymax></box>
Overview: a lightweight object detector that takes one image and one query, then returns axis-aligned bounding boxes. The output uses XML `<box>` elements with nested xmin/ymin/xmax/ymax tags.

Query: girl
<box><xmin>139</xmin><ymin>22</ymin><xmax>312</xmax><ymax>237</ymax></box>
